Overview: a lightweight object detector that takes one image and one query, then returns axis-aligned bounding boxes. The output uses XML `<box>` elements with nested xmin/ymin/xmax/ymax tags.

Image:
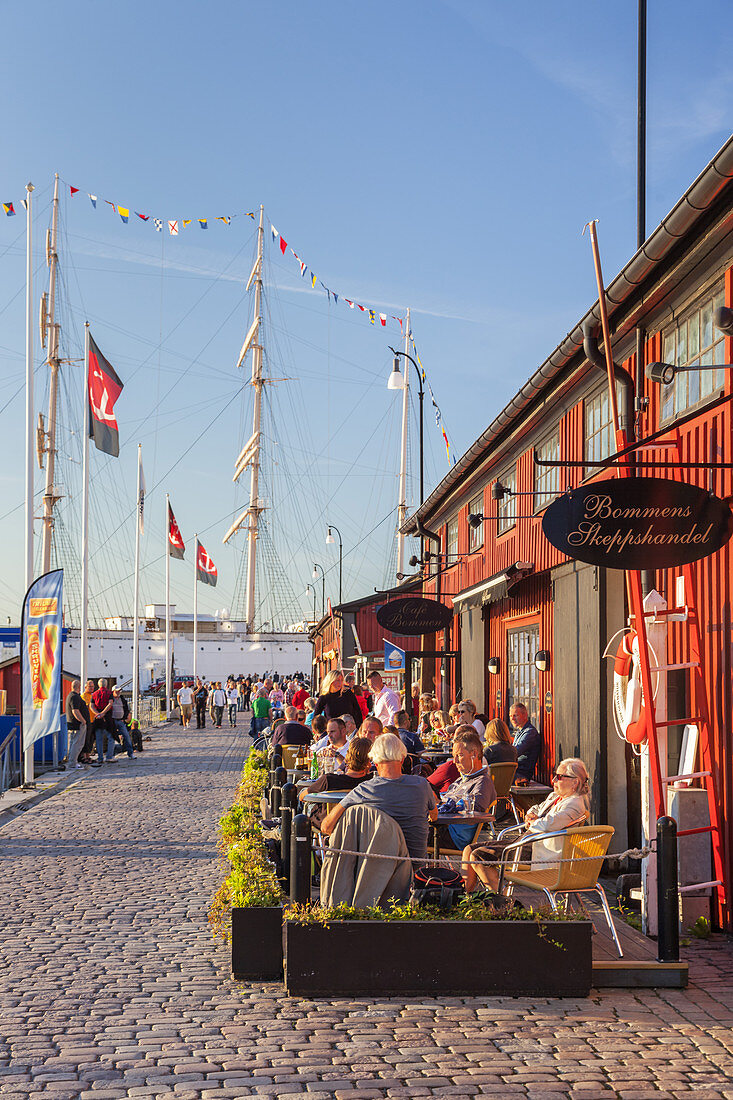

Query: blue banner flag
<box><xmin>384</xmin><ymin>640</ymin><xmax>405</xmax><ymax>674</ymax></box>
<box><xmin>21</xmin><ymin>569</ymin><xmax>64</xmax><ymax>751</ymax></box>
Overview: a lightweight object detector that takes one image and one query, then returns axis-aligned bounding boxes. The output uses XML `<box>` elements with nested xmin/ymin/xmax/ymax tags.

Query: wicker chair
<box><xmin>498</xmin><ymin>824</ymin><xmax>623</xmax><ymax>957</ymax></box>
<box><xmin>487</xmin><ymin>761</ymin><xmax>520</xmax><ymax>828</ymax></box>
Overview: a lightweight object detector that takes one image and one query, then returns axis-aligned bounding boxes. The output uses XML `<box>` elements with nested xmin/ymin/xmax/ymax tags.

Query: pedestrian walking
<box><xmin>211</xmin><ymin>682</ymin><xmax>226</xmax><ymax>728</ymax></box>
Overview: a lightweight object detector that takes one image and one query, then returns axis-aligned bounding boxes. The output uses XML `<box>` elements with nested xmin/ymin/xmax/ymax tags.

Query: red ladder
<box><xmin>625</xmin><ymin>441</ymin><xmax>726</xmax><ymax>915</ymax></box>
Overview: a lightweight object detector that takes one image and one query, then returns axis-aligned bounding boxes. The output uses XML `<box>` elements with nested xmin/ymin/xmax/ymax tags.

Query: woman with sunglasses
<box><xmin>462</xmin><ymin>757</ymin><xmax>591</xmax><ymax>893</ymax></box>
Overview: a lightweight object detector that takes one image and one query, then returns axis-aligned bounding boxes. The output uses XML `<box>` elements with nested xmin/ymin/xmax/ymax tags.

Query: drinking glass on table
<box><xmin>466</xmin><ymin>795</ymin><xmax>476</xmax><ymax>814</ymax></box>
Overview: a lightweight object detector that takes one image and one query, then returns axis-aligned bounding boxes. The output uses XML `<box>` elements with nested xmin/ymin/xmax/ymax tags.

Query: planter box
<box><xmin>231</xmin><ymin>906</ymin><xmax>283</xmax><ymax>980</ymax></box>
<box><xmin>285</xmin><ymin>919</ymin><xmax>591</xmax><ymax>997</ymax></box>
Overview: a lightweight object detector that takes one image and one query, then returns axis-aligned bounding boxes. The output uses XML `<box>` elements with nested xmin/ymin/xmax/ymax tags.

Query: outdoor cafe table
<box><xmin>301</xmin><ymin>791</ymin><xmax>347</xmax><ymax>806</ymax></box>
<box><xmin>429</xmin><ymin>812</ymin><xmax>496</xmax><ymax>861</ymax></box>
<box><xmin>420</xmin><ymin>750</ymin><xmax>451</xmax><ymax>763</ymax></box>
<box><xmin>511</xmin><ymin>783</ymin><xmax>552</xmax><ymax>816</ymax></box>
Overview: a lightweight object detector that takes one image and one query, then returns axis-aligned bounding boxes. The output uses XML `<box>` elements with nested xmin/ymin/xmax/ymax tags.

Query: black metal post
<box><xmin>281</xmin><ymin>780</ymin><xmax>297</xmax><ymax>811</ymax></box>
<box><xmin>270</xmin><ymin>765</ymin><xmax>287</xmax><ymax>816</ymax></box>
<box><xmin>280</xmin><ymin>804</ymin><xmax>293</xmax><ymax>891</ymax></box>
<box><xmin>290</xmin><ymin>813</ymin><xmax>312</xmax><ymax>904</ymax></box>
<box><xmin>656</xmin><ymin>816</ymin><xmax>680</xmax><ymax>963</ymax></box>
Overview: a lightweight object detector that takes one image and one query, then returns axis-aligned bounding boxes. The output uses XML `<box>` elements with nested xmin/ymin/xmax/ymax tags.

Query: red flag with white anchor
<box><xmin>88</xmin><ymin>334</ymin><xmax>123</xmax><ymax>456</ymax></box>
<box><xmin>196</xmin><ymin>540</ymin><xmax>217</xmax><ymax>586</ymax></box>
<box><xmin>168</xmin><ymin>504</ymin><xmax>185</xmax><ymax>559</ymax></box>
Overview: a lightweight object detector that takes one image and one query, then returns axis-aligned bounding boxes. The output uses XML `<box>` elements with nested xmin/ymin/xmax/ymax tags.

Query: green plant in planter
<box><xmin>209</xmin><ymin>749</ymin><xmax>284</xmax><ymax>941</ymax></box>
<box><xmin>284</xmin><ymin>896</ymin><xmax>573</xmax><ymax>926</ymax></box>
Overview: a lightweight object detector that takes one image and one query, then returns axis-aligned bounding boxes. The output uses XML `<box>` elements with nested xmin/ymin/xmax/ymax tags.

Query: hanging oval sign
<box><xmin>542</xmin><ymin>477</ymin><xmax>733</xmax><ymax>571</ymax></box>
<box><xmin>375</xmin><ymin>596</ymin><xmax>453</xmax><ymax>636</ymax></box>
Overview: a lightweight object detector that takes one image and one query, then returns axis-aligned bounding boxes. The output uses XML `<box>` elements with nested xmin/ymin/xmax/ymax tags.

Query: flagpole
<box><xmin>165</xmin><ymin>493</ymin><xmax>171</xmax><ymax>718</ymax></box>
<box><xmin>77</xmin><ymin>321</ymin><xmax>91</xmax><ymax>767</ymax></box>
<box><xmin>132</xmin><ymin>443</ymin><xmax>142</xmax><ymax>723</ymax></box>
<box><xmin>23</xmin><ymin>182</ymin><xmax>35</xmax><ymax>786</ymax></box>
<box><xmin>193</xmin><ymin>535</ymin><xmax>198</xmax><ymax>684</ymax></box>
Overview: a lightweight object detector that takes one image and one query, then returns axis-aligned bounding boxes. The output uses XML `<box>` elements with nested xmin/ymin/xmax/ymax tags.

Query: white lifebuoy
<box><xmin>612</xmin><ymin>631</ymin><xmax>649</xmax><ymax>745</ymax></box>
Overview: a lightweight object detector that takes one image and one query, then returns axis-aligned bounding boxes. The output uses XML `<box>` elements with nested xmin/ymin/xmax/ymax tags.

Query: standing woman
<box><xmin>313</xmin><ymin>669</ymin><xmax>363</xmax><ymax>727</ymax></box>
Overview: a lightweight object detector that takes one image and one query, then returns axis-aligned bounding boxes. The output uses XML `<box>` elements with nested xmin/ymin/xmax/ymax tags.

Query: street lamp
<box><xmin>387</xmin><ymin>346</ymin><xmax>425</xmax><ymax>505</ymax></box>
<box><xmin>305</xmin><ymin>583</ymin><xmax>316</xmax><ymax>623</ymax></box>
<box><xmin>325</xmin><ymin>524</ymin><xmax>343</xmax><ymax>606</ymax></box>
<box><xmin>312</xmin><ymin>563</ymin><xmax>325</xmax><ymax>619</ymax></box>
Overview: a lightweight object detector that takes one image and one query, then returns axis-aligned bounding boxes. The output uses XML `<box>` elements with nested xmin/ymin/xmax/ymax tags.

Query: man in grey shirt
<box><xmin>321</xmin><ymin>733</ymin><xmax>438</xmax><ymax>861</ymax></box>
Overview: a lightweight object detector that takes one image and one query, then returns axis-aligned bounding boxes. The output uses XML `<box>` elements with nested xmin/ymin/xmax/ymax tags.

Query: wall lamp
<box><xmin>646</xmin><ymin>308</ymin><xmax>733</xmax><ymax>385</ymax></box>
<box><xmin>488</xmin><ymin>656</ymin><xmax>500</xmax><ymax>675</ymax></box>
<box><xmin>646</xmin><ymin>359</ymin><xmax>733</xmax><ymax>385</ymax></box>
<box><xmin>534</xmin><ymin>650</ymin><xmax>551</xmax><ymax>673</ymax></box>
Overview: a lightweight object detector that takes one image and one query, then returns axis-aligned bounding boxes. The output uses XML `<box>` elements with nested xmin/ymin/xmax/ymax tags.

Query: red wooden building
<box><xmin>399</xmin><ymin>136</ymin><xmax>733</xmax><ymax>924</ymax></box>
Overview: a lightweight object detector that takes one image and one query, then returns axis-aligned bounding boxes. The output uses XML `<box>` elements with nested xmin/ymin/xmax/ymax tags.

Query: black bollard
<box><xmin>290</xmin><ymin>813</ymin><xmax>312</xmax><ymax>904</ymax></box>
<box><xmin>657</xmin><ymin>815</ymin><xmax>680</xmax><ymax>963</ymax></box>
<box><xmin>281</xmin><ymin>781</ymin><xmax>297</xmax><ymax>811</ymax></box>
<box><xmin>269</xmin><ymin>766</ymin><xmax>288</xmax><ymax>816</ymax></box>
<box><xmin>280</xmin><ymin>805</ymin><xmax>293</xmax><ymax>891</ymax></box>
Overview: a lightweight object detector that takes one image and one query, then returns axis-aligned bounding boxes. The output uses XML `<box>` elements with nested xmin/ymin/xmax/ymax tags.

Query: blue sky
<box><xmin>1</xmin><ymin>0</ymin><xmax>732</xmax><ymax>628</ymax></box>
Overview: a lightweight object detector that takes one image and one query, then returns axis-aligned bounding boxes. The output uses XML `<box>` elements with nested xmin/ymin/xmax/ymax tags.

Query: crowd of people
<box><xmin>64</xmin><ymin>678</ymin><xmax>144</xmax><ymax>768</ymax></box>
<box><xmin>258</xmin><ymin>666</ymin><xmax>590</xmax><ymax>895</ymax></box>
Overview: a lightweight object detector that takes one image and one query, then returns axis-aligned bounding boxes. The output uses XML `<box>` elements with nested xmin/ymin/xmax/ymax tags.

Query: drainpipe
<box><xmin>582</xmin><ymin>320</ymin><xmax>634</xmax><ymax>436</ymax></box>
<box><xmin>583</xmin><ymin>321</ymin><xmax>655</xmax><ymax>597</ymax></box>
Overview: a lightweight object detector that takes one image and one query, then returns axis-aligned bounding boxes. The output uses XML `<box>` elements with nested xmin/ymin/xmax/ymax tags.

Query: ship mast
<box><xmin>244</xmin><ymin>206</ymin><xmax>265</xmax><ymax>632</ymax></box>
<box><xmin>224</xmin><ymin>206</ymin><xmax>266</xmax><ymax>630</ymax></box>
<box><xmin>39</xmin><ymin>173</ymin><xmax>62</xmax><ymax>574</ymax></box>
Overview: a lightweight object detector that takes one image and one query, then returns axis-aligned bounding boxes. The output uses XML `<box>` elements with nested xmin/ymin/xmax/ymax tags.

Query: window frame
<box><xmin>660</xmin><ymin>281</ymin><xmax>726</xmax><ymax>424</ymax></box>
<box><xmin>497</xmin><ymin>468</ymin><xmax>516</xmax><ymax>535</ymax></box>
<box><xmin>534</xmin><ymin>432</ymin><xmax>560</xmax><ymax>513</ymax></box>
<box><xmin>584</xmin><ymin>384</ymin><xmax>620</xmax><ymax>479</ymax></box>
<box><xmin>446</xmin><ymin>516</ymin><xmax>459</xmax><ymax>566</ymax></box>
<box><xmin>468</xmin><ymin>492</ymin><xmax>484</xmax><ymax>552</ymax></box>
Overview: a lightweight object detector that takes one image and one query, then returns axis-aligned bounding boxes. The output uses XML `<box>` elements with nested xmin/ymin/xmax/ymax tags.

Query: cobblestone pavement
<box><xmin>2</xmin><ymin>721</ymin><xmax>733</xmax><ymax>1099</ymax></box>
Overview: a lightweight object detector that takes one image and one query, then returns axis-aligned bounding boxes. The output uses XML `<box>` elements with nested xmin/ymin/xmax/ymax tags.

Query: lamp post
<box><xmin>305</xmin><ymin>583</ymin><xmax>316</xmax><ymax>623</ymax></box>
<box><xmin>312</xmin><ymin>563</ymin><xmax>325</xmax><ymax>619</ymax></box>
<box><xmin>387</xmin><ymin>347</ymin><xmax>425</xmax><ymax>506</ymax></box>
<box><xmin>325</xmin><ymin>525</ymin><xmax>343</xmax><ymax>606</ymax></box>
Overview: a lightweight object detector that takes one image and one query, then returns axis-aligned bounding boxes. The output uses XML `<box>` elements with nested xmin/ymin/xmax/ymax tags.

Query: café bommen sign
<box><xmin>542</xmin><ymin>477</ymin><xmax>733</xmax><ymax>571</ymax></box>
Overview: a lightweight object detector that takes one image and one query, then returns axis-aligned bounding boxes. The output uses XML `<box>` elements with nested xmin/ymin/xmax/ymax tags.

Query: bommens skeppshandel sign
<box><xmin>542</xmin><ymin>478</ymin><xmax>733</xmax><ymax>570</ymax></box>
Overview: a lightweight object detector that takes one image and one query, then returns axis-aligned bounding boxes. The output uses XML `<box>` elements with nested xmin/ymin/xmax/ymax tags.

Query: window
<box><xmin>661</xmin><ymin>285</ymin><xmax>726</xmax><ymax>422</ymax></box>
<box><xmin>446</xmin><ymin>517</ymin><xmax>459</xmax><ymax>565</ymax></box>
<box><xmin>584</xmin><ymin>385</ymin><xmax>621</xmax><ymax>477</ymax></box>
<box><xmin>497</xmin><ymin>469</ymin><xmax>516</xmax><ymax>534</ymax></box>
<box><xmin>534</xmin><ymin>434</ymin><xmax>560</xmax><ymax>511</ymax></box>
<box><xmin>506</xmin><ymin>624</ymin><xmax>540</xmax><ymax>731</ymax></box>
<box><xmin>468</xmin><ymin>492</ymin><xmax>484</xmax><ymax>552</ymax></box>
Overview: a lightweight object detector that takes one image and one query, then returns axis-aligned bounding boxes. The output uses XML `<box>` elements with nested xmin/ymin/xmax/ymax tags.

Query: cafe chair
<box><xmin>487</xmin><ymin>762</ymin><xmax>520</xmax><ymax>827</ymax></box>
<box><xmin>320</xmin><ymin>805</ymin><xmax>412</xmax><ymax>907</ymax></box>
<box><xmin>280</xmin><ymin>745</ymin><xmax>302</xmax><ymax>770</ymax></box>
<box><xmin>497</xmin><ymin>824</ymin><xmax>623</xmax><ymax>957</ymax></box>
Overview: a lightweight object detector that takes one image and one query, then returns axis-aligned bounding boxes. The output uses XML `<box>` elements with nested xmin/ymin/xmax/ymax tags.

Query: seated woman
<box><xmin>299</xmin><ymin>736</ymin><xmax>371</xmax><ymax>830</ymax></box>
<box><xmin>463</xmin><ymin>757</ymin><xmax>591</xmax><ymax>893</ymax></box>
<box><xmin>483</xmin><ymin>718</ymin><xmax>518</xmax><ymax>766</ymax></box>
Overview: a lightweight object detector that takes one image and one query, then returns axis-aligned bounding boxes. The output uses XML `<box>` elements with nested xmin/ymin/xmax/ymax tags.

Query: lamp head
<box><xmin>312</xmin><ymin>565</ymin><xmax>318</xmax><ymax>579</ymax></box>
<box><xmin>467</xmin><ymin>513</ymin><xmax>484</xmax><ymax>530</ymax></box>
<box><xmin>715</xmin><ymin>306</ymin><xmax>733</xmax><ymax>336</ymax></box>
<box><xmin>387</xmin><ymin>357</ymin><xmax>405</xmax><ymax>390</ymax></box>
<box><xmin>325</xmin><ymin>528</ymin><xmax>335</xmax><ymax>545</ymax></box>
<box><xmin>491</xmin><ymin>482</ymin><xmax>505</xmax><ymax>502</ymax></box>
<box><xmin>646</xmin><ymin>361</ymin><xmax>676</xmax><ymax>385</ymax></box>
